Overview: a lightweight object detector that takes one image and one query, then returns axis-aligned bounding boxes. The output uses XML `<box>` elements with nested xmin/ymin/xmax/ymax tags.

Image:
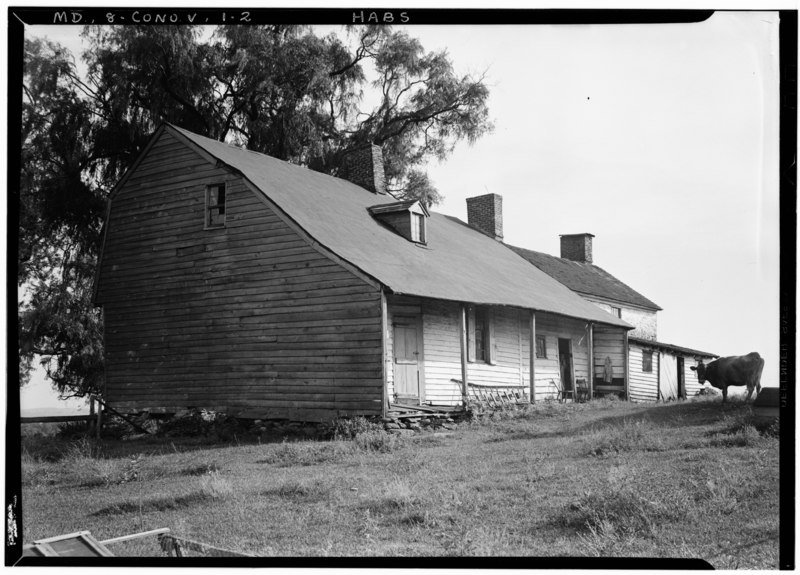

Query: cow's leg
<box><xmin>721</xmin><ymin>387</ymin><xmax>728</xmax><ymax>403</ymax></box>
<box><xmin>745</xmin><ymin>385</ymin><xmax>754</xmax><ymax>401</ymax></box>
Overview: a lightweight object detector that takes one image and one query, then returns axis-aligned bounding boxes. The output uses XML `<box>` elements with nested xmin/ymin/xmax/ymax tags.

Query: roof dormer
<box><xmin>368</xmin><ymin>200</ymin><xmax>430</xmax><ymax>245</ymax></box>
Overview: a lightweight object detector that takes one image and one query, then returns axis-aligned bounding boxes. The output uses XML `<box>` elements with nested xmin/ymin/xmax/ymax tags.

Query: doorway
<box><xmin>677</xmin><ymin>356</ymin><xmax>685</xmax><ymax>399</ymax></box>
<box><xmin>558</xmin><ymin>338</ymin><xmax>574</xmax><ymax>395</ymax></box>
<box><xmin>393</xmin><ymin>318</ymin><xmax>423</xmax><ymax>403</ymax></box>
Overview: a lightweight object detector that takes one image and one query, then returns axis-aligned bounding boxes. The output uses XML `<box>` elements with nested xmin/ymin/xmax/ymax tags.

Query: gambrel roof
<box><xmin>155</xmin><ymin>124</ymin><xmax>631</xmax><ymax>329</ymax></box>
<box><xmin>508</xmin><ymin>245</ymin><xmax>662</xmax><ymax>311</ymax></box>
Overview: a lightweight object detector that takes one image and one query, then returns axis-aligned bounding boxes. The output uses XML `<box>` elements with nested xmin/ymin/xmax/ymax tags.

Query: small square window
<box><xmin>536</xmin><ymin>335</ymin><xmax>547</xmax><ymax>359</ymax></box>
<box><xmin>642</xmin><ymin>350</ymin><xmax>653</xmax><ymax>373</ymax></box>
<box><xmin>610</xmin><ymin>306</ymin><xmax>622</xmax><ymax>318</ymax></box>
<box><xmin>206</xmin><ymin>183</ymin><xmax>226</xmax><ymax>228</ymax></box>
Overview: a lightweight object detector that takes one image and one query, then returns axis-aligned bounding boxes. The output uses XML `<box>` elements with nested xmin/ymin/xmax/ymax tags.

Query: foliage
<box><xmin>18</xmin><ymin>25</ymin><xmax>492</xmax><ymax>398</ymax></box>
<box><xmin>330</xmin><ymin>416</ymin><xmax>384</xmax><ymax>440</ymax></box>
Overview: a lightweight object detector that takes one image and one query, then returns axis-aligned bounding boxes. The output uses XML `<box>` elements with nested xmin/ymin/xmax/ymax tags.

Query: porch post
<box><xmin>459</xmin><ymin>304</ymin><xmax>469</xmax><ymax>405</ymax></box>
<box><xmin>529</xmin><ymin>311</ymin><xmax>536</xmax><ymax>404</ymax></box>
<box><xmin>381</xmin><ymin>289</ymin><xmax>389</xmax><ymax>417</ymax></box>
<box><xmin>656</xmin><ymin>350</ymin><xmax>661</xmax><ymax>402</ymax></box>
<box><xmin>588</xmin><ymin>323</ymin><xmax>594</xmax><ymax>400</ymax></box>
<box><xmin>624</xmin><ymin>330</ymin><xmax>630</xmax><ymax>401</ymax></box>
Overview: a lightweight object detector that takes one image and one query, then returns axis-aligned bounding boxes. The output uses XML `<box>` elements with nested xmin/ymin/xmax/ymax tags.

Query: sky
<box><xmin>16</xmin><ymin>9</ymin><xmax>783</xmax><ymax>410</ymax></box>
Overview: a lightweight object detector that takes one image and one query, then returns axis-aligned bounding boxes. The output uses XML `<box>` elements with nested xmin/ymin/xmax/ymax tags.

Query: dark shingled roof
<box><xmin>167</xmin><ymin>125</ymin><xmax>631</xmax><ymax>329</ymax></box>
<box><xmin>508</xmin><ymin>245</ymin><xmax>662</xmax><ymax>311</ymax></box>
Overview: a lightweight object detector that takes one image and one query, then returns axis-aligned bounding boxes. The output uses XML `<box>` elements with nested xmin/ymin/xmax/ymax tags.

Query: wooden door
<box><xmin>558</xmin><ymin>338</ymin><xmax>574</xmax><ymax>393</ymax></box>
<box><xmin>394</xmin><ymin>321</ymin><xmax>421</xmax><ymax>402</ymax></box>
<box><xmin>677</xmin><ymin>356</ymin><xmax>685</xmax><ymax>399</ymax></box>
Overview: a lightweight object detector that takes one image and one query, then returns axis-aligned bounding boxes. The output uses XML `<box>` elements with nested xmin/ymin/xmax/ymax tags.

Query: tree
<box><xmin>18</xmin><ymin>25</ymin><xmax>493</xmax><ymax>398</ymax></box>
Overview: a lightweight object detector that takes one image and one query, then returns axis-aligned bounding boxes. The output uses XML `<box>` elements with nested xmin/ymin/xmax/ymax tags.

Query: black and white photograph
<box><xmin>7</xmin><ymin>4</ymin><xmax>794</xmax><ymax>568</ymax></box>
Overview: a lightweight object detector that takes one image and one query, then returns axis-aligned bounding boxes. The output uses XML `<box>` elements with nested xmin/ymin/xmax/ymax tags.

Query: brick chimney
<box><xmin>466</xmin><ymin>193</ymin><xmax>503</xmax><ymax>241</ymax></box>
<box><xmin>342</xmin><ymin>144</ymin><xmax>386</xmax><ymax>195</ymax></box>
<box><xmin>560</xmin><ymin>233</ymin><xmax>595</xmax><ymax>263</ymax></box>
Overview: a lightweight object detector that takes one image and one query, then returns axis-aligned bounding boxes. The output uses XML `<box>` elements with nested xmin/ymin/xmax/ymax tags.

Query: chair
<box><xmin>554</xmin><ymin>379</ymin><xmax>574</xmax><ymax>403</ymax></box>
<box><xmin>575</xmin><ymin>378</ymin><xmax>590</xmax><ymax>402</ymax></box>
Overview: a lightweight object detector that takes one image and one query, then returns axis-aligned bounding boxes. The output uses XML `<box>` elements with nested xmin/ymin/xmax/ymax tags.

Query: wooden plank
<box><xmin>624</xmin><ymin>331</ymin><xmax>630</xmax><ymax>401</ymax></box>
<box><xmin>21</xmin><ymin>415</ymin><xmax>95</xmax><ymax>424</ymax></box>
<box><xmin>530</xmin><ymin>311</ymin><xmax>536</xmax><ymax>404</ymax></box>
<box><xmin>381</xmin><ymin>289</ymin><xmax>389</xmax><ymax>419</ymax></box>
<box><xmin>459</xmin><ymin>304</ymin><xmax>469</xmax><ymax>404</ymax></box>
<box><xmin>588</xmin><ymin>323</ymin><xmax>594</xmax><ymax>399</ymax></box>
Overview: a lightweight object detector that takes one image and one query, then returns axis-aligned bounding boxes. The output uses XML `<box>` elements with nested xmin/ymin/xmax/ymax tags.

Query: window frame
<box><xmin>206</xmin><ymin>183</ymin><xmax>227</xmax><ymax>229</ymax></box>
<box><xmin>642</xmin><ymin>350</ymin><xmax>653</xmax><ymax>373</ymax></box>
<box><xmin>610</xmin><ymin>306</ymin><xmax>622</xmax><ymax>318</ymax></box>
<box><xmin>411</xmin><ymin>212</ymin><xmax>427</xmax><ymax>244</ymax></box>
<box><xmin>467</xmin><ymin>306</ymin><xmax>495</xmax><ymax>364</ymax></box>
<box><xmin>535</xmin><ymin>335</ymin><xmax>547</xmax><ymax>359</ymax></box>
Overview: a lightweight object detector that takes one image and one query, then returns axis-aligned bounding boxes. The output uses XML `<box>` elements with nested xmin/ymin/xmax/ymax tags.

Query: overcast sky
<box><xmin>19</xmin><ymin>10</ymin><xmax>782</xmax><ymax>410</ymax></box>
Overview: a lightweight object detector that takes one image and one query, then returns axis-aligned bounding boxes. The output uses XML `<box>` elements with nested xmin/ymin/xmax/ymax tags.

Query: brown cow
<box><xmin>690</xmin><ymin>352</ymin><xmax>764</xmax><ymax>403</ymax></box>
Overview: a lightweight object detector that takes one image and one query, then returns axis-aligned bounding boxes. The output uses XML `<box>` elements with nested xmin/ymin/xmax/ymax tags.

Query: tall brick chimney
<box><xmin>560</xmin><ymin>233</ymin><xmax>595</xmax><ymax>263</ymax></box>
<box><xmin>466</xmin><ymin>193</ymin><xmax>503</xmax><ymax>241</ymax></box>
<box><xmin>342</xmin><ymin>144</ymin><xmax>386</xmax><ymax>194</ymax></box>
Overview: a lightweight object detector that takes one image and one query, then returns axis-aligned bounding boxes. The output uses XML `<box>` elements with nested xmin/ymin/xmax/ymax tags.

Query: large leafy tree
<box><xmin>18</xmin><ymin>24</ymin><xmax>492</xmax><ymax>398</ymax></box>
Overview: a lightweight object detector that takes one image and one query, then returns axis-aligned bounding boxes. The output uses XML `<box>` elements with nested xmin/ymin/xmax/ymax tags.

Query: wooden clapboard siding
<box><xmin>684</xmin><ymin>357</ymin><xmax>705</xmax><ymax>397</ymax></box>
<box><xmin>628</xmin><ymin>343</ymin><xmax>658</xmax><ymax>402</ymax></box>
<box><xmin>420</xmin><ymin>299</ymin><xmax>466</xmax><ymax>405</ymax></box>
<box><xmin>387</xmin><ymin>297</ymin><xmax>533</xmax><ymax>406</ymax></box>
<box><xmin>97</xmin><ymin>129</ymin><xmax>383</xmax><ymax>421</ymax></box>
<box><xmin>385</xmin><ymin>295</ymin><xmax>423</xmax><ymax>401</ymax></box>
<box><xmin>522</xmin><ymin>314</ymin><xmax>591</xmax><ymax>400</ymax></box>
<box><xmin>465</xmin><ymin>306</ymin><xmax>526</xmax><ymax>388</ymax></box>
<box><xmin>592</xmin><ymin>326</ymin><xmax>626</xmax><ymax>385</ymax></box>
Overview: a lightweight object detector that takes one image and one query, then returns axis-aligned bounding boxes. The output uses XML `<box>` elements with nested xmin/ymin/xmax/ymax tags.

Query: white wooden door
<box><xmin>660</xmin><ymin>352</ymin><xmax>679</xmax><ymax>400</ymax></box>
<box><xmin>393</xmin><ymin>322</ymin><xmax>420</xmax><ymax>401</ymax></box>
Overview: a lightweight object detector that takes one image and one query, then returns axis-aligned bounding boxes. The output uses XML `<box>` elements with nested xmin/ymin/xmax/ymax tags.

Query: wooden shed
<box><xmin>93</xmin><ymin>124</ymin><xmax>631</xmax><ymax>422</ymax></box>
<box><xmin>628</xmin><ymin>338</ymin><xmax>717</xmax><ymax>401</ymax></box>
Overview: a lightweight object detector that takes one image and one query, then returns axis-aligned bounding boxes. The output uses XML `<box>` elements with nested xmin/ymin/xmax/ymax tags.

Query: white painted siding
<box><xmin>585</xmin><ymin>296</ymin><xmax>657</xmax><ymax>340</ymax></box>
<box><xmin>684</xmin><ymin>357</ymin><xmax>706</xmax><ymax>397</ymax></box>
<box><xmin>526</xmin><ymin>314</ymin><xmax>592</xmax><ymax>401</ymax></box>
<box><xmin>629</xmin><ymin>343</ymin><xmax>658</xmax><ymax>402</ymax></box>
<box><xmin>592</xmin><ymin>326</ymin><xmax>626</xmax><ymax>386</ymax></box>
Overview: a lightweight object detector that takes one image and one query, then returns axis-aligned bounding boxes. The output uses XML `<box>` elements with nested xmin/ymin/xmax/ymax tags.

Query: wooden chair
<box><xmin>554</xmin><ymin>379</ymin><xmax>574</xmax><ymax>403</ymax></box>
<box><xmin>575</xmin><ymin>378</ymin><xmax>590</xmax><ymax>402</ymax></box>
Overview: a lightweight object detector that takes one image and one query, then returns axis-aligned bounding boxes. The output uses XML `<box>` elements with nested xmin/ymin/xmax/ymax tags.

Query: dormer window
<box><xmin>411</xmin><ymin>212</ymin><xmax>426</xmax><ymax>243</ymax></box>
<box><xmin>206</xmin><ymin>183</ymin><xmax>226</xmax><ymax>228</ymax></box>
<box><xmin>368</xmin><ymin>200</ymin><xmax>429</xmax><ymax>245</ymax></box>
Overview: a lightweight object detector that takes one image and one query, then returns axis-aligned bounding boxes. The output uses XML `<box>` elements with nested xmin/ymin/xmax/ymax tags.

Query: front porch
<box><xmin>383</xmin><ymin>294</ymin><xmax>630</xmax><ymax>414</ymax></box>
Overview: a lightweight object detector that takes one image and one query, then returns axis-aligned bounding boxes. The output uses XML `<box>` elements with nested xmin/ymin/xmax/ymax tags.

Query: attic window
<box><xmin>206</xmin><ymin>183</ymin><xmax>226</xmax><ymax>228</ymax></box>
<box><xmin>411</xmin><ymin>213</ymin><xmax>426</xmax><ymax>243</ymax></box>
<box><xmin>368</xmin><ymin>200</ymin><xmax>429</xmax><ymax>245</ymax></box>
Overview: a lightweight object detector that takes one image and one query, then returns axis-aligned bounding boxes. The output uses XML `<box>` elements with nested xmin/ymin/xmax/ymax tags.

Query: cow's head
<box><xmin>690</xmin><ymin>360</ymin><xmax>707</xmax><ymax>383</ymax></box>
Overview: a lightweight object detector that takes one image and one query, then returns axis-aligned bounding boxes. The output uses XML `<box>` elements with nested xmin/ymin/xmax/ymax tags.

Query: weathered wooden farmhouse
<box><xmin>93</xmin><ymin>124</ymin><xmax>631</xmax><ymax>422</ymax></box>
<box><xmin>509</xmin><ymin>234</ymin><xmax>716</xmax><ymax>401</ymax></box>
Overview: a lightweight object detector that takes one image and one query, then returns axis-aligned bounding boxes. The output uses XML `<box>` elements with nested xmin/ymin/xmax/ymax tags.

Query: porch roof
<box><xmin>629</xmin><ymin>336</ymin><xmax>717</xmax><ymax>359</ymax></box>
<box><xmin>168</xmin><ymin>125</ymin><xmax>632</xmax><ymax>329</ymax></box>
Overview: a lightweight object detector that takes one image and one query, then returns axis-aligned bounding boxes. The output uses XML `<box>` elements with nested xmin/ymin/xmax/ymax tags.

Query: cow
<box><xmin>690</xmin><ymin>352</ymin><xmax>764</xmax><ymax>403</ymax></box>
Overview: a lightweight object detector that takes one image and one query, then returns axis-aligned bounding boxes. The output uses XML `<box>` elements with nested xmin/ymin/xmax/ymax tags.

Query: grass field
<box><xmin>18</xmin><ymin>396</ymin><xmax>780</xmax><ymax>566</ymax></box>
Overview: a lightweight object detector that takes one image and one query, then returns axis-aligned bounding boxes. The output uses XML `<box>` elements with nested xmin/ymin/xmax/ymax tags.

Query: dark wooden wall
<box><xmin>96</xmin><ymin>130</ymin><xmax>384</xmax><ymax>421</ymax></box>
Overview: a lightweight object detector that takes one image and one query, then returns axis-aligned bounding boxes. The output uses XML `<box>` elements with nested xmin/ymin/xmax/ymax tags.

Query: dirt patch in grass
<box><xmin>92</xmin><ymin>491</ymin><xmax>214</xmax><ymax>517</ymax></box>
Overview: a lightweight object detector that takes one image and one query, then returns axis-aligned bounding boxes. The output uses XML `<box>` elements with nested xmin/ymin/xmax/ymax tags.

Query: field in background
<box><xmin>19</xmin><ymin>397</ymin><xmax>779</xmax><ymax>566</ymax></box>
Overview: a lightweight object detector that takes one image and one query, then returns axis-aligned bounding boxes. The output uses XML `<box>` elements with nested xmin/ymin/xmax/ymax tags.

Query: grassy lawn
<box><xmin>19</xmin><ymin>397</ymin><xmax>779</xmax><ymax>566</ymax></box>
